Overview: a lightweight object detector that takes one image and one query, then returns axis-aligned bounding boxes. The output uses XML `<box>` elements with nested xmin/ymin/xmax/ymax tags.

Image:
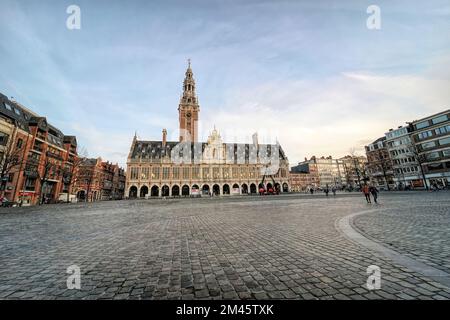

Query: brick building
<box><xmin>112</xmin><ymin>165</ymin><xmax>126</xmax><ymax>200</ymax></box>
<box><xmin>0</xmin><ymin>93</ymin><xmax>78</xmax><ymax>205</ymax></box>
<box><xmin>365</xmin><ymin>137</ymin><xmax>395</xmax><ymax>190</ymax></box>
<box><xmin>339</xmin><ymin>155</ymin><xmax>368</xmax><ymax>189</ymax></box>
<box><xmin>289</xmin><ymin>161</ymin><xmax>320</xmax><ymax>192</ymax></box>
<box><xmin>73</xmin><ymin>157</ymin><xmax>125</xmax><ymax>202</ymax></box>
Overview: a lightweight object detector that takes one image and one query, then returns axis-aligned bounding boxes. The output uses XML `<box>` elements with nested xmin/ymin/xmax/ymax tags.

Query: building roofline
<box><xmin>410</xmin><ymin>108</ymin><xmax>449</xmax><ymax>124</ymax></box>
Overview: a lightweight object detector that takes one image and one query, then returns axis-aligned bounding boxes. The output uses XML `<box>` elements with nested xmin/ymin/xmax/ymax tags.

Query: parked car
<box><xmin>190</xmin><ymin>188</ymin><xmax>201</xmax><ymax>198</ymax></box>
<box><xmin>58</xmin><ymin>193</ymin><xmax>78</xmax><ymax>203</ymax></box>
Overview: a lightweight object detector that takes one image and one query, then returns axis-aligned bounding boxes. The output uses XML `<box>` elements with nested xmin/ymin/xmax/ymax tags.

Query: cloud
<box><xmin>200</xmin><ymin>56</ymin><xmax>450</xmax><ymax>165</ymax></box>
<box><xmin>1</xmin><ymin>0</ymin><xmax>449</xmax><ymax>170</ymax></box>
<box><xmin>65</xmin><ymin>122</ymin><xmax>132</xmax><ymax>168</ymax></box>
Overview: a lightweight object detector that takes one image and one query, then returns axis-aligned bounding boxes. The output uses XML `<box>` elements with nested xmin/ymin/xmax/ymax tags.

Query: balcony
<box><xmin>36</xmin><ymin>133</ymin><xmax>46</xmax><ymax>141</ymax></box>
<box><xmin>32</xmin><ymin>144</ymin><xmax>43</xmax><ymax>153</ymax></box>
<box><xmin>46</xmin><ymin>151</ymin><xmax>63</xmax><ymax>160</ymax></box>
<box><xmin>103</xmin><ymin>181</ymin><xmax>113</xmax><ymax>190</ymax></box>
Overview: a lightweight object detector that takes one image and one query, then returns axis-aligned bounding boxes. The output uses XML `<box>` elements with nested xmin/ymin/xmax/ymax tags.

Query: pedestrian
<box><xmin>369</xmin><ymin>185</ymin><xmax>379</xmax><ymax>204</ymax></box>
<box><xmin>332</xmin><ymin>186</ymin><xmax>336</xmax><ymax>196</ymax></box>
<box><xmin>310</xmin><ymin>188</ymin><xmax>314</xmax><ymax>195</ymax></box>
<box><xmin>362</xmin><ymin>184</ymin><xmax>371</xmax><ymax>204</ymax></box>
<box><xmin>324</xmin><ymin>184</ymin><xmax>330</xmax><ymax>197</ymax></box>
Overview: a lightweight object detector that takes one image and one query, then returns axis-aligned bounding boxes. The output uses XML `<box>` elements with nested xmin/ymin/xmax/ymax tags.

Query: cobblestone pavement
<box><xmin>0</xmin><ymin>192</ymin><xmax>449</xmax><ymax>300</ymax></box>
<box><xmin>352</xmin><ymin>192</ymin><xmax>450</xmax><ymax>275</ymax></box>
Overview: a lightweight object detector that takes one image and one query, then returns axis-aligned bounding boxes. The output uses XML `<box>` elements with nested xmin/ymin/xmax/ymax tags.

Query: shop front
<box><xmin>18</xmin><ymin>191</ymin><xmax>35</xmax><ymax>206</ymax></box>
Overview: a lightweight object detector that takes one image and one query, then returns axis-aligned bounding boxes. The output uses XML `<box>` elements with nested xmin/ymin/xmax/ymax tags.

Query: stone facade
<box><xmin>293</xmin><ymin>156</ymin><xmax>346</xmax><ymax>189</ymax></box>
<box><xmin>126</xmin><ymin>63</ymin><xmax>290</xmax><ymax>197</ymax></box>
<box><xmin>365</xmin><ymin>109</ymin><xmax>450</xmax><ymax>190</ymax></box>
<box><xmin>385</xmin><ymin>126</ymin><xmax>424</xmax><ymax>189</ymax></box>
<box><xmin>410</xmin><ymin>109</ymin><xmax>450</xmax><ymax>188</ymax></box>
<box><xmin>178</xmin><ymin>60</ymin><xmax>199</xmax><ymax>143</ymax></box>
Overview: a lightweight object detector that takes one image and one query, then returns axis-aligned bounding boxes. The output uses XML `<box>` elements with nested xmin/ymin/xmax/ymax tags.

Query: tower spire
<box><xmin>178</xmin><ymin>59</ymin><xmax>200</xmax><ymax>143</ymax></box>
<box><xmin>181</xmin><ymin>59</ymin><xmax>197</xmax><ymax>102</ymax></box>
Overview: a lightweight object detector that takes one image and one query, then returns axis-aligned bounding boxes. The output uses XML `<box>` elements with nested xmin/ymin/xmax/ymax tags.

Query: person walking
<box><xmin>332</xmin><ymin>186</ymin><xmax>337</xmax><ymax>196</ymax></box>
<box><xmin>310</xmin><ymin>188</ymin><xmax>314</xmax><ymax>195</ymax></box>
<box><xmin>324</xmin><ymin>184</ymin><xmax>330</xmax><ymax>197</ymax></box>
<box><xmin>369</xmin><ymin>185</ymin><xmax>379</xmax><ymax>204</ymax></box>
<box><xmin>362</xmin><ymin>184</ymin><xmax>371</xmax><ymax>204</ymax></box>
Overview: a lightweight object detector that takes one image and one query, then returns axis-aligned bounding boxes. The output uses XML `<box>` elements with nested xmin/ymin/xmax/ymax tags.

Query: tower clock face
<box><xmin>186</xmin><ymin>112</ymin><xmax>191</xmax><ymax>118</ymax></box>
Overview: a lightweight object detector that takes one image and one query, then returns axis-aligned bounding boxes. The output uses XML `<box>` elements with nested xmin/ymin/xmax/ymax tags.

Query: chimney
<box><xmin>252</xmin><ymin>132</ymin><xmax>258</xmax><ymax>146</ymax></box>
<box><xmin>162</xmin><ymin>129</ymin><xmax>167</xmax><ymax>147</ymax></box>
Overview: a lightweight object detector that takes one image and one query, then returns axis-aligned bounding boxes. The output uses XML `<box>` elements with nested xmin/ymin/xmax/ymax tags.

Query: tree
<box><xmin>24</xmin><ymin>153</ymin><xmax>59</xmax><ymax>205</ymax></box>
<box><xmin>37</xmin><ymin>158</ymin><xmax>56</xmax><ymax>205</ymax></box>
<box><xmin>0</xmin><ymin>139</ymin><xmax>24</xmax><ymax>198</ymax></box>
<box><xmin>73</xmin><ymin>157</ymin><xmax>97</xmax><ymax>202</ymax></box>
<box><xmin>407</xmin><ymin>141</ymin><xmax>429</xmax><ymax>190</ymax></box>
<box><xmin>62</xmin><ymin>146</ymin><xmax>88</xmax><ymax>203</ymax></box>
<box><xmin>373</xmin><ymin>149</ymin><xmax>392</xmax><ymax>191</ymax></box>
<box><xmin>62</xmin><ymin>157</ymin><xmax>83</xmax><ymax>203</ymax></box>
<box><xmin>82</xmin><ymin>164</ymin><xmax>95</xmax><ymax>202</ymax></box>
<box><xmin>348</xmin><ymin>148</ymin><xmax>363</xmax><ymax>188</ymax></box>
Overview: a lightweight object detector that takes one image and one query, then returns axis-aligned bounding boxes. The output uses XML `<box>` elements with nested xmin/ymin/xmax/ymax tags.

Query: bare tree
<box><xmin>38</xmin><ymin>158</ymin><xmax>55</xmax><ymax>205</ymax></box>
<box><xmin>407</xmin><ymin>141</ymin><xmax>429</xmax><ymax>190</ymax></box>
<box><xmin>0</xmin><ymin>140</ymin><xmax>24</xmax><ymax>197</ymax></box>
<box><xmin>80</xmin><ymin>163</ymin><xmax>95</xmax><ymax>202</ymax></box>
<box><xmin>348</xmin><ymin>148</ymin><xmax>363</xmax><ymax>188</ymax></box>
<box><xmin>373</xmin><ymin>149</ymin><xmax>392</xmax><ymax>191</ymax></box>
<box><xmin>62</xmin><ymin>146</ymin><xmax>88</xmax><ymax>203</ymax></box>
<box><xmin>24</xmin><ymin>153</ymin><xmax>59</xmax><ymax>205</ymax></box>
<box><xmin>73</xmin><ymin>156</ymin><xmax>97</xmax><ymax>202</ymax></box>
<box><xmin>345</xmin><ymin>148</ymin><xmax>369</xmax><ymax>189</ymax></box>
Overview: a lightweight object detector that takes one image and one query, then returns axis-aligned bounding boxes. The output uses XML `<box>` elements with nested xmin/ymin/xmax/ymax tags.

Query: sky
<box><xmin>1</xmin><ymin>0</ymin><xmax>449</xmax><ymax>168</ymax></box>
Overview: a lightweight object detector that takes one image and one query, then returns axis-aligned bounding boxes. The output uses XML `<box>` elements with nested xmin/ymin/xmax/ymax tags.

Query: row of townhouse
<box><xmin>289</xmin><ymin>155</ymin><xmax>368</xmax><ymax>191</ymax></box>
<box><xmin>74</xmin><ymin>158</ymin><xmax>126</xmax><ymax>202</ymax></box>
<box><xmin>0</xmin><ymin>93</ymin><xmax>126</xmax><ymax>206</ymax></box>
<box><xmin>365</xmin><ymin>109</ymin><xmax>450</xmax><ymax>190</ymax></box>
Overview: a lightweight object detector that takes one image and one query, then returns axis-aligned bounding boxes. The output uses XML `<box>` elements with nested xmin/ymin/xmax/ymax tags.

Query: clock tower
<box><xmin>178</xmin><ymin>59</ymin><xmax>200</xmax><ymax>142</ymax></box>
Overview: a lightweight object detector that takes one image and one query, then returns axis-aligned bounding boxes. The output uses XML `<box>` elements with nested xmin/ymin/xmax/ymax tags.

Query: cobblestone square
<box><xmin>1</xmin><ymin>192</ymin><xmax>449</xmax><ymax>300</ymax></box>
